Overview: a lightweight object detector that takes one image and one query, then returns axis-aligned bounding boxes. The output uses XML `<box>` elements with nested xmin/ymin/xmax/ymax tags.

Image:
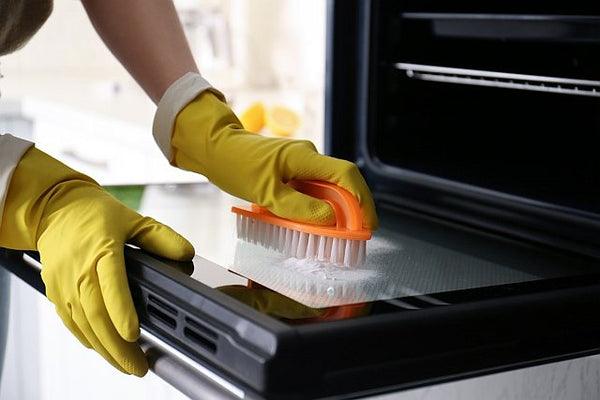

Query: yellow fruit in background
<box><xmin>239</xmin><ymin>102</ymin><xmax>265</xmax><ymax>134</ymax></box>
<box><xmin>265</xmin><ymin>105</ymin><xmax>301</xmax><ymax>137</ymax></box>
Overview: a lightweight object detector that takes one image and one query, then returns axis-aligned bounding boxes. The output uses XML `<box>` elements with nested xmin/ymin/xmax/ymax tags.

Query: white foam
<box><xmin>231</xmin><ymin>241</ymin><xmax>379</xmax><ymax>308</ymax></box>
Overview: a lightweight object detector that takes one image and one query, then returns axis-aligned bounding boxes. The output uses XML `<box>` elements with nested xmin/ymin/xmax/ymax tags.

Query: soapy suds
<box><xmin>230</xmin><ymin>241</ymin><xmax>382</xmax><ymax>307</ymax></box>
<box><xmin>280</xmin><ymin>257</ymin><xmax>377</xmax><ymax>281</ymax></box>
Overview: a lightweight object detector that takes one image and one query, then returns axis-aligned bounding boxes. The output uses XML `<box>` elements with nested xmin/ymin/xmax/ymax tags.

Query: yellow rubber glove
<box><xmin>0</xmin><ymin>147</ymin><xmax>195</xmax><ymax>376</ymax></box>
<box><xmin>171</xmin><ymin>92</ymin><xmax>378</xmax><ymax>230</ymax></box>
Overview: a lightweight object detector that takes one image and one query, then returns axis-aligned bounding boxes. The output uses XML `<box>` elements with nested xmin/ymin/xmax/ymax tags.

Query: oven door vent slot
<box><xmin>184</xmin><ymin>317</ymin><xmax>218</xmax><ymax>354</ymax></box>
<box><xmin>147</xmin><ymin>295</ymin><xmax>178</xmax><ymax>330</ymax></box>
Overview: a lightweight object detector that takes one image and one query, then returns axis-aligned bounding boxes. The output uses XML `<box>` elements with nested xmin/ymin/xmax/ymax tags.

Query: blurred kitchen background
<box><xmin>0</xmin><ymin>1</ymin><xmax>326</xmax><ymax>399</ymax></box>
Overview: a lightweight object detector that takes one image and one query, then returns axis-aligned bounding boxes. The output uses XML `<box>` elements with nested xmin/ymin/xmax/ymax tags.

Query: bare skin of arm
<box><xmin>81</xmin><ymin>0</ymin><xmax>199</xmax><ymax>104</ymax></box>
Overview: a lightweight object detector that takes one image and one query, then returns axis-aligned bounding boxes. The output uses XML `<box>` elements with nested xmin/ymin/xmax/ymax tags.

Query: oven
<box><xmin>327</xmin><ymin>0</ymin><xmax>600</xmax><ymax>260</ymax></box>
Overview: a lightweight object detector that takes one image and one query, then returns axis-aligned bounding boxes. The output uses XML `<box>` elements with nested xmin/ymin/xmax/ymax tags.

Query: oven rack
<box><xmin>395</xmin><ymin>62</ymin><xmax>600</xmax><ymax>97</ymax></box>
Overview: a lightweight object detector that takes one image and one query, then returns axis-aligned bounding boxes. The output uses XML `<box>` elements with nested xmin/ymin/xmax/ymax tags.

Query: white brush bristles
<box><xmin>236</xmin><ymin>215</ymin><xmax>367</xmax><ymax>267</ymax></box>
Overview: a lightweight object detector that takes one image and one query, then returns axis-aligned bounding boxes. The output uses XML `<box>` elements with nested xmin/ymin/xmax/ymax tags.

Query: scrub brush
<box><xmin>231</xmin><ymin>180</ymin><xmax>372</xmax><ymax>267</ymax></box>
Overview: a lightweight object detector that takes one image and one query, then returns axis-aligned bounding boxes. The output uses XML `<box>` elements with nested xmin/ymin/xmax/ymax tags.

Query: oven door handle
<box><xmin>0</xmin><ymin>248</ymin><xmax>246</xmax><ymax>400</ymax></box>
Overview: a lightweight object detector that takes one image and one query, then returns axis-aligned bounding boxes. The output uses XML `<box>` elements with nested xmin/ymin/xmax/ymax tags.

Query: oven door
<box><xmin>2</xmin><ymin>200</ymin><xmax>600</xmax><ymax>399</ymax></box>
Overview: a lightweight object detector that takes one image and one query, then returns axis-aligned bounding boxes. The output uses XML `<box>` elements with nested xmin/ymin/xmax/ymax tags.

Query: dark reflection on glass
<box><xmin>153</xmin><ymin>256</ymin><xmax>195</xmax><ymax>276</ymax></box>
<box><xmin>217</xmin><ymin>281</ymin><xmax>370</xmax><ymax>324</ymax></box>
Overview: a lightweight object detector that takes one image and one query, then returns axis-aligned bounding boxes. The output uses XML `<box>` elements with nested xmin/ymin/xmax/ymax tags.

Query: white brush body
<box><xmin>236</xmin><ymin>214</ymin><xmax>367</xmax><ymax>267</ymax></box>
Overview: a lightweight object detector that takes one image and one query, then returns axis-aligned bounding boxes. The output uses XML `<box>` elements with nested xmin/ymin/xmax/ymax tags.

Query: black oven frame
<box><xmin>325</xmin><ymin>0</ymin><xmax>600</xmax><ymax>261</ymax></box>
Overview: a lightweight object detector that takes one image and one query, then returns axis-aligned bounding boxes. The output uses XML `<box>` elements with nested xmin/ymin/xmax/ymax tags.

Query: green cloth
<box><xmin>103</xmin><ymin>185</ymin><xmax>146</xmax><ymax>211</ymax></box>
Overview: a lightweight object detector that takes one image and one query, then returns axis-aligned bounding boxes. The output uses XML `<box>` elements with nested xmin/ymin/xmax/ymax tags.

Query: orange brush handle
<box><xmin>290</xmin><ymin>180</ymin><xmax>363</xmax><ymax>230</ymax></box>
<box><xmin>232</xmin><ymin>180</ymin><xmax>371</xmax><ymax>240</ymax></box>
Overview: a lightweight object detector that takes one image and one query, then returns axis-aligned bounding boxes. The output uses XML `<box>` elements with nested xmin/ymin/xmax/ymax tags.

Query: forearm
<box><xmin>81</xmin><ymin>0</ymin><xmax>198</xmax><ymax>103</ymax></box>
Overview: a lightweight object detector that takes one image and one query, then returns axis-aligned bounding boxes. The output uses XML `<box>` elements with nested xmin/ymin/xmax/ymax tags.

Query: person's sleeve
<box><xmin>0</xmin><ymin>134</ymin><xmax>34</xmax><ymax>227</ymax></box>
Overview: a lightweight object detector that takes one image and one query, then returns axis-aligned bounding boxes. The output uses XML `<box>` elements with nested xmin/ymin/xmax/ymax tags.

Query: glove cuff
<box><xmin>152</xmin><ymin>72</ymin><xmax>225</xmax><ymax>163</ymax></box>
<box><xmin>0</xmin><ymin>146</ymin><xmax>98</xmax><ymax>249</ymax></box>
<box><xmin>0</xmin><ymin>134</ymin><xmax>34</xmax><ymax>226</ymax></box>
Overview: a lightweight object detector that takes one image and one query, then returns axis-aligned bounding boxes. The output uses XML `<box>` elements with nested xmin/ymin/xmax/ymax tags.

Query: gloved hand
<box><xmin>170</xmin><ymin>91</ymin><xmax>378</xmax><ymax>230</ymax></box>
<box><xmin>0</xmin><ymin>147</ymin><xmax>194</xmax><ymax>376</ymax></box>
